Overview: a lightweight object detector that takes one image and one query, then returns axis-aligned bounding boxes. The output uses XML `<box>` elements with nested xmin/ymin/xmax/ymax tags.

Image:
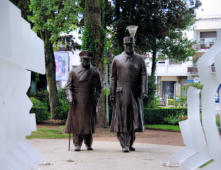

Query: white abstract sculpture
<box><xmin>0</xmin><ymin>0</ymin><xmax>45</xmax><ymax>170</ymax></box>
<box><xmin>166</xmin><ymin>87</ymin><xmax>211</xmax><ymax>169</ymax></box>
<box><xmin>166</xmin><ymin>30</ymin><xmax>221</xmax><ymax>170</ymax></box>
<box><xmin>199</xmin><ymin>30</ymin><xmax>221</xmax><ymax>170</ymax></box>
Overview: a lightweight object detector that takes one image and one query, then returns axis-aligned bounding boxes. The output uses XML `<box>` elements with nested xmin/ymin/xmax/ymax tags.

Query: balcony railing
<box><xmin>193</xmin><ymin>43</ymin><xmax>215</xmax><ymax>50</ymax></box>
<box><xmin>187</xmin><ymin>66</ymin><xmax>198</xmax><ymax>75</ymax></box>
<box><xmin>187</xmin><ymin>65</ymin><xmax>216</xmax><ymax>75</ymax></box>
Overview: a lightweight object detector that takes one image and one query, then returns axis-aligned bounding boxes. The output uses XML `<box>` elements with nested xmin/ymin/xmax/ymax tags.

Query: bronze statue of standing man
<box><xmin>110</xmin><ymin>36</ymin><xmax>147</xmax><ymax>152</ymax></box>
<box><xmin>65</xmin><ymin>50</ymin><xmax>101</xmax><ymax>151</ymax></box>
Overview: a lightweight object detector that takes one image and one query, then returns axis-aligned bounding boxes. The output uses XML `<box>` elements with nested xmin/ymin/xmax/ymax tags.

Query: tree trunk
<box><xmin>12</xmin><ymin>0</ymin><xmax>58</xmax><ymax>118</ymax></box>
<box><xmin>42</xmin><ymin>31</ymin><xmax>58</xmax><ymax>118</ymax></box>
<box><xmin>151</xmin><ymin>48</ymin><xmax>157</xmax><ymax>78</ymax></box>
<box><xmin>115</xmin><ymin>0</ymin><xmax>123</xmax><ymax>53</ymax></box>
<box><xmin>145</xmin><ymin>47</ymin><xmax>157</xmax><ymax>108</ymax></box>
<box><xmin>84</xmin><ymin>0</ymin><xmax>106</xmax><ymax>127</ymax></box>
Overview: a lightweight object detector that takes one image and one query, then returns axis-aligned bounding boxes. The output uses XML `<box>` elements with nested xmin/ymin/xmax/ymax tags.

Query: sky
<box><xmin>196</xmin><ymin>0</ymin><xmax>221</xmax><ymax>17</ymax></box>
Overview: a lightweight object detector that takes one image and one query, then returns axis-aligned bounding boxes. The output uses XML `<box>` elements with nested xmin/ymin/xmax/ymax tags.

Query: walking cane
<box><xmin>68</xmin><ymin>103</ymin><xmax>73</xmax><ymax>152</ymax></box>
<box><xmin>68</xmin><ymin>132</ymin><xmax>71</xmax><ymax>151</ymax></box>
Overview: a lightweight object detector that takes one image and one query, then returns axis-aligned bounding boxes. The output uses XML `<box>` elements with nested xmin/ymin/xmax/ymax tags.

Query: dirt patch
<box><xmin>94</xmin><ymin>128</ymin><xmax>184</xmax><ymax>146</ymax></box>
<box><xmin>38</xmin><ymin>119</ymin><xmax>65</xmax><ymax>125</ymax></box>
<box><xmin>37</xmin><ymin>125</ymin><xmax>61</xmax><ymax>129</ymax></box>
<box><xmin>37</xmin><ymin>125</ymin><xmax>184</xmax><ymax>146</ymax></box>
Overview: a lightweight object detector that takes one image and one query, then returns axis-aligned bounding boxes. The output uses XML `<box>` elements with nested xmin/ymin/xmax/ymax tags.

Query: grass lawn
<box><xmin>145</xmin><ymin>124</ymin><xmax>180</xmax><ymax>132</ymax></box>
<box><xmin>27</xmin><ymin>124</ymin><xmax>181</xmax><ymax>139</ymax></box>
<box><xmin>26</xmin><ymin>126</ymin><xmax>69</xmax><ymax>139</ymax></box>
<box><xmin>200</xmin><ymin>160</ymin><xmax>213</xmax><ymax>168</ymax></box>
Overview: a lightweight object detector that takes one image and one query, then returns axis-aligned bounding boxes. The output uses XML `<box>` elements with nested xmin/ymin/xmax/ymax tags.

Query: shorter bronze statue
<box><xmin>65</xmin><ymin>50</ymin><xmax>101</xmax><ymax>151</ymax></box>
<box><xmin>110</xmin><ymin>36</ymin><xmax>147</xmax><ymax>152</ymax></box>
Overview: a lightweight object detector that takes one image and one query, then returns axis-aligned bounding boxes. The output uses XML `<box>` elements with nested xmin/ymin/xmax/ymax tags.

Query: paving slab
<box><xmin>28</xmin><ymin>139</ymin><xmax>182</xmax><ymax>170</ymax></box>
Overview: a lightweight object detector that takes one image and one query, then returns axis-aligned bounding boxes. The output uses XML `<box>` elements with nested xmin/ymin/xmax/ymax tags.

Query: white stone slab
<box><xmin>0</xmin><ymin>0</ymin><xmax>45</xmax><ymax>169</ymax></box>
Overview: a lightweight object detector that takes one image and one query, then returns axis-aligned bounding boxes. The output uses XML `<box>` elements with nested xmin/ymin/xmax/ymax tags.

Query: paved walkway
<box><xmin>28</xmin><ymin>139</ymin><xmax>182</xmax><ymax>170</ymax></box>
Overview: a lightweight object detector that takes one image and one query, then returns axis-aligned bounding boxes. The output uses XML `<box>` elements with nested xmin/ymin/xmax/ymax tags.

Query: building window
<box><xmin>200</xmin><ymin>31</ymin><xmax>217</xmax><ymax>38</ymax></box>
<box><xmin>200</xmin><ymin>31</ymin><xmax>217</xmax><ymax>49</ymax></box>
<box><xmin>162</xmin><ymin>81</ymin><xmax>176</xmax><ymax>99</ymax></box>
<box><xmin>158</xmin><ymin>60</ymin><xmax>165</xmax><ymax>64</ymax></box>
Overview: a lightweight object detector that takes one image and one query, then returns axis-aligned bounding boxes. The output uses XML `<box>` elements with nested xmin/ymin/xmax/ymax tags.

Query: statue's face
<box><xmin>81</xmin><ymin>55</ymin><xmax>90</xmax><ymax>68</ymax></box>
<box><xmin>124</xmin><ymin>43</ymin><xmax>134</xmax><ymax>55</ymax></box>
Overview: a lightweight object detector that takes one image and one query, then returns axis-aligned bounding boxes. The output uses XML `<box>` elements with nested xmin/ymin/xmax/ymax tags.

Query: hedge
<box><xmin>168</xmin><ymin>98</ymin><xmax>187</xmax><ymax>107</ymax></box>
<box><xmin>30</xmin><ymin>97</ymin><xmax>50</xmax><ymax>123</ymax></box>
<box><xmin>29</xmin><ymin>88</ymin><xmax>188</xmax><ymax>125</ymax></box>
<box><xmin>54</xmin><ymin>88</ymin><xmax>69</xmax><ymax>120</ymax></box>
<box><xmin>30</xmin><ymin>90</ymin><xmax>49</xmax><ymax>106</ymax></box>
<box><xmin>144</xmin><ymin>107</ymin><xmax>187</xmax><ymax>124</ymax></box>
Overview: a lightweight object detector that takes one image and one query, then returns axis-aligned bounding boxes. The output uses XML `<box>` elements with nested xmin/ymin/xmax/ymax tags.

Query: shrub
<box><xmin>167</xmin><ymin>98</ymin><xmax>187</xmax><ymax>107</ymax></box>
<box><xmin>29</xmin><ymin>90</ymin><xmax>49</xmax><ymax>105</ymax></box>
<box><xmin>57</xmin><ymin>88</ymin><xmax>67</xmax><ymax>100</ymax></box>
<box><xmin>144</xmin><ymin>96</ymin><xmax>160</xmax><ymax>108</ymax></box>
<box><xmin>164</xmin><ymin>112</ymin><xmax>186</xmax><ymax>125</ymax></box>
<box><xmin>54</xmin><ymin>99</ymin><xmax>69</xmax><ymax>120</ymax></box>
<box><xmin>168</xmin><ymin>99</ymin><xmax>174</xmax><ymax>105</ymax></box>
<box><xmin>144</xmin><ymin>107</ymin><xmax>187</xmax><ymax>125</ymax></box>
<box><xmin>54</xmin><ymin>88</ymin><xmax>69</xmax><ymax>120</ymax></box>
<box><xmin>180</xmin><ymin>96</ymin><xmax>187</xmax><ymax>106</ymax></box>
<box><xmin>30</xmin><ymin>97</ymin><xmax>50</xmax><ymax>123</ymax></box>
<box><xmin>145</xmin><ymin>76</ymin><xmax>157</xmax><ymax>108</ymax></box>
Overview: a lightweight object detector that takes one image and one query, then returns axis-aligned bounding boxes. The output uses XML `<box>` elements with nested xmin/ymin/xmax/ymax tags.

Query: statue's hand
<box><xmin>67</xmin><ymin>98</ymin><xmax>74</xmax><ymax>105</ymax></box>
<box><xmin>110</xmin><ymin>96</ymin><xmax>115</xmax><ymax>105</ymax></box>
<box><xmin>95</xmin><ymin>93</ymin><xmax>100</xmax><ymax>105</ymax></box>
<box><xmin>142</xmin><ymin>93</ymin><xmax>148</xmax><ymax>101</ymax></box>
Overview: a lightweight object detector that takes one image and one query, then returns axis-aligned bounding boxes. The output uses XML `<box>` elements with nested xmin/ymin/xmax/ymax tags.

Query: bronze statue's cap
<box><xmin>79</xmin><ymin>50</ymin><xmax>93</xmax><ymax>58</ymax></box>
<box><xmin>123</xmin><ymin>36</ymin><xmax>134</xmax><ymax>44</ymax></box>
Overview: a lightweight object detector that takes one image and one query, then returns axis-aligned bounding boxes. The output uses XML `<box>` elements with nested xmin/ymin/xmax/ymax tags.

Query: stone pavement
<box><xmin>28</xmin><ymin>139</ymin><xmax>182</xmax><ymax>170</ymax></box>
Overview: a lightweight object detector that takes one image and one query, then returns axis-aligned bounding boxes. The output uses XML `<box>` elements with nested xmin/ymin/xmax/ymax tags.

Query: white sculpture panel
<box><xmin>201</xmin><ymin>30</ymin><xmax>221</xmax><ymax>169</ymax></box>
<box><xmin>166</xmin><ymin>87</ymin><xmax>211</xmax><ymax>169</ymax></box>
<box><xmin>0</xmin><ymin>0</ymin><xmax>45</xmax><ymax>74</ymax></box>
<box><xmin>167</xmin><ymin>30</ymin><xmax>221</xmax><ymax>169</ymax></box>
<box><xmin>0</xmin><ymin>0</ymin><xmax>45</xmax><ymax>169</ymax></box>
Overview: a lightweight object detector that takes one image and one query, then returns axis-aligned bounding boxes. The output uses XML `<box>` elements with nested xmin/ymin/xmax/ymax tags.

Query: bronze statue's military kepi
<box><xmin>79</xmin><ymin>50</ymin><xmax>93</xmax><ymax>58</ymax></box>
<box><xmin>123</xmin><ymin>36</ymin><xmax>134</xmax><ymax>44</ymax></box>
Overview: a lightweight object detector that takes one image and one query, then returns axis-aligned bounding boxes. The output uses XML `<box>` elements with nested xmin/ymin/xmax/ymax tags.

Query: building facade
<box><xmin>188</xmin><ymin>16</ymin><xmax>221</xmax><ymax>81</ymax></box>
<box><xmin>148</xmin><ymin>16</ymin><xmax>221</xmax><ymax>100</ymax></box>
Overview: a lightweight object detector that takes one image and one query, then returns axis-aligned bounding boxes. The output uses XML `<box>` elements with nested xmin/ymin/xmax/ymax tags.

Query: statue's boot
<box><xmin>129</xmin><ymin>146</ymin><xmax>135</xmax><ymax>151</ymax></box>
<box><xmin>86</xmin><ymin>146</ymin><xmax>93</xmax><ymax>151</ymax></box>
<box><xmin>122</xmin><ymin>146</ymin><xmax>129</xmax><ymax>152</ymax></box>
<box><xmin>74</xmin><ymin>146</ymin><xmax>81</xmax><ymax>151</ymax></box>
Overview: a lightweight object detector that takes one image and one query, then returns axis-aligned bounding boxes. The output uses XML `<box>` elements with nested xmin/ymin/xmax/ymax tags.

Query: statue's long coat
<box><xmin>110</xmin><ymin>52</ymin><xmax>147</xmax><ymax>133</ymax></box>
<box><xmin>64</xmin><ymin>65</ymin><xmax>101</xmax><ymax>135</ymax></box>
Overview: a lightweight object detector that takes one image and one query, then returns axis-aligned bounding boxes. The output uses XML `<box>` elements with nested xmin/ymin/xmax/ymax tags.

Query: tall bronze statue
<box><xmin>65</xmin><ymin>50</ymin><xmax>101</xmax><ymax>151</ymax></box>
<box><xmin>110</xmin><ymin>36</ymin><xmax>147</xmax><ymax>152</ymax></box>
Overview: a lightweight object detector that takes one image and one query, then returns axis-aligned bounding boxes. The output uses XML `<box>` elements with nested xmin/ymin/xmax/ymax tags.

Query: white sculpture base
<box><xmin>0</xmin><ymin>60</ymin><xmax>42</xmax><ymax>170</ymax></box>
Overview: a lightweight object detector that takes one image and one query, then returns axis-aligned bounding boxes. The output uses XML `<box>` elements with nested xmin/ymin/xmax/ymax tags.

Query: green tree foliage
<box><xmin>29</xmin><ymin>0</ymin><xmax>79</xmax><ymax>42</ymax></box>
<box><xmin>181</xmin><ymin>82</ymin><xmax>203</xmax><ymax>92</ymax></box>
<box><xmin>158</xmin><ymin>31</ymin><xmax>196</xmax><ymax>61</ymax></box>
<box><xmin>80</xmin><ymin>0</ymin><xmax>109</xmax><ymax>126</ymax></box>
<box><xmin>10</xmin><ymin>0</ymin><xmax>80</xmax><ymax>118</ymax></box>
<box><xmin>56</xmin><ymin>35</ymin><xmax>81</xmax><ymax>51</ymax></box>
<box><xmin>111</xmin><ymin>0</ymin><xmax>200</xmax><ymax>55</ymax></box>
<box><xmin>29</xmin><ymin>0</ymin><xmax>79</xmax><ymax>118</ymax></box>
<box><xmin>110</xmin><ymin>0</ymin><xmax>201</xmax><ymax>107</ymax></box>
<box><xmin>81</xmin><ymin>24</ymin><xmax>96</xmax><ymax>52</ymax></box>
